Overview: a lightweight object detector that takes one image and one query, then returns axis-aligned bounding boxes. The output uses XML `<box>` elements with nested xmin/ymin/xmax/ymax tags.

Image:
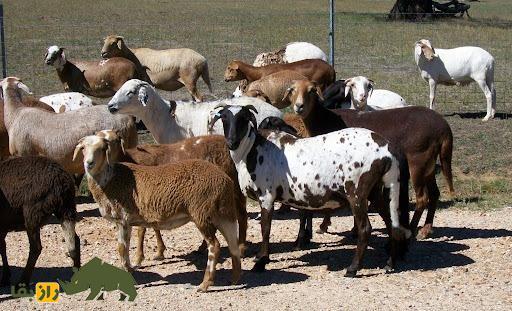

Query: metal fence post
<box><xmin>0</xmin><ymin>4</ymin><xmax>6</xmax><ymax>78</ymax></box>
<box><xmin>328</xmin><ymin>0</ymin><xmax>334</xmax><ymax>66</ymax></box>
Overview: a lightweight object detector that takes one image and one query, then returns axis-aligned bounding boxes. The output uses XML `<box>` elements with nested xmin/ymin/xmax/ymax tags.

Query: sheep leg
<box><xmin>0</xmin><ymin>231</ymin><xmax>10</xmax><ymax>286</ymax></box>
<box><xmin>253</xmin><ymin>205</ymin><xmax>274</xmax><ymax>272</ymax></box>
<box><xmin>180</xmin><ymin>76</ymin><xmax>203</xmax><ymax>102</ymax></box>
<box><xmin>153</xmin><ymin>229</ymin><xmax>166</xmax><ymax>260</ymax></box>
<box><xmin>197</xmin><ymin>234</ymin><xmax>220</xmax><ymax>292</ymax></box>
<box><xmin>135</xmin><ymin>227</ymin><xmax>146</xmax><ymax>266</ymax></box>
<box><xmin>116</xmin><ymin>223</ymin><xmax>133</xmax><ymax>272</ymax></box>
<box><xmin>216</xmin><ymin>220</ymin><xmax>242</xmax><ymax>286</ymax></box>
<box><xmin>418</xmin><ymin>178</ymin><xmax>440</xmax><ymax>240</ymax></box>
<box><xmin>294</xmin><ymin>210</ymin><xmax>312</xmax><ymax>250</ymax></box>
<box><xmin>18</xmin><ymin>228</ymin><xmax>42</xmax><ymax>286</ymax></box>
<box><xmin>345</xmin><ymin>200</ymin><xmax>370</xmax><ymax>278</ymax></box>
<box><xmin>476</xmin><ymin>79</ymin><xmax>494</xmax><ymax>121</ymax></box>
<box><xmin>61</xmin><ymin>219</ymin><xmax>81</xmax><ymax>268</ymax></box>
<box><xmin>236</xmin><ymin>197</ymin><xmax>248</xmax><ymax>257</ymax></box>
<box><xmin>317</xmin><ymin>212</ymin><xmax>332</xmax><ymax>234</ymax></box>
<box><xmin>428</xmin><ymin>79</ymin><xmax>437</xmax><ymax>110</ymax></box>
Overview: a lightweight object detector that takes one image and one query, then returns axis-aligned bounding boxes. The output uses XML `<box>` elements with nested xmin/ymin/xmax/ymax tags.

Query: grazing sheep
<box><xmin>233</xmin><ymin>42</ymin><xmax>327</xmax><ymax>97</ymax></box>
<box><xmin>224</xmin><ymin>59</ymin><xmax>335</xmax><ymax>91</ymax></box>
<box><xmin>343</xmin><ymin>76</ymin><xmax>408</xmax><ymax>111</ymax></box>
<box><xmin>39</xmin><ymin>92</ymin><xmax>95</xmax><ymax>113</ymax></box>
<box><xmin>101</xmin><ymin>35</ymin><xmax>212</xmax><ymax>102</ymax></box>
<box><xmin>0</xmin><ymin>156</ymin><xmax>80</xmax><ymax>286</ymax></box>
<box><xmin>97</xmin><ymin>130</ymin><xmax>248</xmax><ymax>265</ymax></box>
<box><xmin>106</xmin><ymin>79</ymin><xmax>282</xmax><ymax>144</ymax></box>
<box><xmin>211</xmin><ymin>105</ymin><xmax>410</xmax><ymax>276</ymax></box>
<box><xmin>74</xmin><ymin>135</ymin><xmax>241</xmax><ymax>292</ymax></box>
<box><xmin>284</xmin><ymin>80</ymin><xmax>454</xmax><ymax>239</ymax></box>
<box><xmin>241</xmin><ymin>70</ymin><xmax>309</xmax><ymax>109</ymax></box>
<box><xmin>0</xmin><ymin>77</ymin><xmax>137</xmax><ymax>176</ymax></box>
<box><xmin>414</xmin><ymin>39</ymin><xmax>496</xmax><ymax>121</ymax></box>
<box><xmin>45</xmin><ymin>45</ymin><xmax>139</xmax><ymax>98</ymax></box>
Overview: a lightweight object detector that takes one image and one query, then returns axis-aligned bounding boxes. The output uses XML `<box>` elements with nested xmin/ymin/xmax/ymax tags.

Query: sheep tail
<box><xmin>439</xmin><ymin>130</ymin><xmax>455</xmax><ymax>196</ymax></box>
<box><xmin>201</xmin><ymin>61</ymin><xmax>213</xmax><ymax>93</ymax></box>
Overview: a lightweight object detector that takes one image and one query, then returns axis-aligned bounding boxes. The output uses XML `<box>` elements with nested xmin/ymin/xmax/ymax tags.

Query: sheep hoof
<box><xmin>384</xmin><ymin>264</ymin><xmax>395</xmax><ymax>274</ymax></box>
<box><xmin>252</xmin><ymin>256</ymin><xmax>270</xmax><ymax>273</ymax></box>
<box><xmin>153</xmin><ymin>254</ymin><xmax>165</xmax><ymax>261</ymax></box>
<box><xmin>134</xmin><ymin>256</ymin><xmax>144</xmax><ymax>266</ymax></box>
<box><xmin>344</xmin><ymin>269</ymin><xmax>357</xmax><ymax>278</ymax></box>
<box><xmin>197</xmin><ymin>281</ymin><xmax>212</xmax><ymax>293</ymax></box>
<box><xmin>416</xmin><ymin>225</ymin><xmax>433</xmax><ymax>240</ymax></box>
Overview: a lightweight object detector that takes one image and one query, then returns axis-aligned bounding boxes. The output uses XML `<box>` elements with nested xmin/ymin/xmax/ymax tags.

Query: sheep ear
<box><xmin>315</xmin><ymin>85</ymin><xmax>325</xmax><ymax>101</ymax></box>
<box><xmin>282</xmin><ymin>86</ymin><xmax>294</xmax><ymax>102</ymax></box>
<box><xmin>116</xmin><ymin>38</ymin><xmax>123</xmax><ymax>50</ymax></box>
<box><xmin>138</xmin><ymin>87</ymin><xmax>149</xmax><ymax>106</ymax></box>
<box><xmin>105</xmin><ymin>140</ymin><xmax>112</xmax><ymax>165</ymax></box>
<box><xmin>72</xmin><ymin>139</ymin><xmax>84</xmax><ymax>162</ymax></box>
<box><xmin>368</xmin><ymin>79</ymin><xmax>375</xmax><ymax>97</ymax></box>
<box><xmin>344</xmin><ymin>83</ymin><xmax>351</xmax><ymax>98</ymax></box>
<box><xmin>245</xmin><ymin>104</ymin><xmax>259</xmax><ymax>114</ymax></box>
<box><xmin>120</xmin><ymin>138</ymin><xmax>126</xmax><ymax>155</ymax></box>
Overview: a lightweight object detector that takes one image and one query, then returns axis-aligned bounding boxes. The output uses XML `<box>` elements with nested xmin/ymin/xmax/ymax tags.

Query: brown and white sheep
<box><xmin>101</xmin><ymin>35</ymin><xmax>212</xmax><ymax>102</ymax></box>
<box><xmin>283</xmin><ymin>80</ymin><xmax>455</xmax><ymax>239</ymax></box>
<box><xmin>224</xmin><ymin>59</ymin><xmax>335</xmax><ymax>91</ymax></box>
<box><xmin>0</xmin><ymin>77</ymin><xmax>137</xmax><ymax>177</ymax></box>
<box><xmin>0</xmin><ymin>155</ymin><xmax>80</xmax><ymax>286</ymax></box>
<box><xmin>96</xmin><ymin>130</ymin><xmax>247</xmax><ymax>265</ymax></box>
<box><xmin>74</xmin><ymin>135</ymin><xmax>241</xmax><ymax>292</ymax></box>
<box><xmin>45</xmin><ymin>45</ymin><xmax>139</xmax><ymax>98</ymax></box>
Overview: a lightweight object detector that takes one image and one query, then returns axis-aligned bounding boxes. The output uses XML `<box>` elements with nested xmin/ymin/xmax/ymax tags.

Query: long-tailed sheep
<box><xmin>0</xmin><ymin>155</ymin><xmax>80</xmax><ymax>286</ymax></box>
<box><xmin>101</xmin><ymin>35</ymin><xmax>212</xmax><ymax>102</ymax></box>
<box><xmin>414</xmin><ymin>39</ymin><xmax>496</xmax><ymax>121</ymax></box>
<box><xmin>74</xmin><ymin>135</ymin><xmax>241</xmax><ymax>292</ymax></box>
<box><xmin>45</xmin><ymin>45</ymin><xmax>139</xmax><ymax>98</ymax></box>
<box><xmin>0</xmin><ymin>77</ymin><xmax>137</xmax><ymax>176</ymax></box>
<box><xmin>211</xmin><ymin>104</ymin><xmax>411</xmax><ymax>276</ymax></box>
<box><xmin>96</xmin><ymin>130</ymin><xmax>247</xmax><ymax>265</ymax></box>
<box><xmin>106</xmin><ymin>79</ymin><xmax>282</xmax><ymax>144</ymax></box>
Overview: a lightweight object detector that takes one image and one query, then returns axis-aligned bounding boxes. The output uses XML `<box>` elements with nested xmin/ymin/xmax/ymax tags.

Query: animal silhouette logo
<box><xmin>58</xmin><ymin>257</ymin><xmax>137</xmax><ymax>301</ymax></box>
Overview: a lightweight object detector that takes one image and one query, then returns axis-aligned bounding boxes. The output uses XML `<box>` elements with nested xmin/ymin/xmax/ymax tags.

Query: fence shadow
<box><xmin>445</xmin><ymin>111</ymin><xmax>512</xmax><ymax>119</ymax></box>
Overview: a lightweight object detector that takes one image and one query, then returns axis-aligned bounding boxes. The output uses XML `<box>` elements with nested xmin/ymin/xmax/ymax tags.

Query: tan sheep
<box><xmin>45</xmin><ymin>45</ymin><xmax>139</xmax><ymax>98</ymax></box>
<box><xmin>0</xmin><ymin>77</ymin><xmax>137</xmax><ymax>176</ymax></box>
<box><xmin>96</xmin><ymin>130</ymin><xmax>247</xmax><ymax>265</ymax></box>
<box><xmin>101</xmin><ymin>35</ymin><xmax>212</xmax><ymax>102</ymax></box>
<box><xmin>74</xmin><ymin>135</ymin><xmax>242</xmax><ymax>292</ymax></box>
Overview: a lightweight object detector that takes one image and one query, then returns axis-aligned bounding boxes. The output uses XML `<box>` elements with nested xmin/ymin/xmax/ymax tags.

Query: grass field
<box><xmin>2</xmin><ymin>0</ymin><xmax>512</xmax><ymax>210</ymax></box>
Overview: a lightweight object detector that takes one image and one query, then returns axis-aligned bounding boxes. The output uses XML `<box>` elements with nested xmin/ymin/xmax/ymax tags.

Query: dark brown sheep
<box><xmin>0</xmin><ymin>156</ymin><xmax>80</xmax><ymax>286</ymax></box>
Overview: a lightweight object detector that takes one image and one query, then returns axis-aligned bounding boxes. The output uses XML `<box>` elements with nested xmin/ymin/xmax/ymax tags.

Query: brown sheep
<box><xmin>96</xmin><ymin>130</ymin><xmax>247</xmax><ymax>265</ymax></box>
<box><xmin>224</xmin><ymin>59</ymin><xmax>335</xmax><ymax>90</ymax></box>
<box><xmin>75</xmin><ymin>135</ymin><xmax>241</xmax><ymax>292</ymax></box>
<box><xmin>101</xmin><ymin>35</ymin><xmax>212</xmax><ymax>102</ymax></box>
<box><xmin>45</xmin><ymin>45</ymin><xmax>139</xmax><ymax>98</ymax></box>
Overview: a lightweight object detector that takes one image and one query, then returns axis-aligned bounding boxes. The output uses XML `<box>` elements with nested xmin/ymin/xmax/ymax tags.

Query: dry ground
<box><xmin>0</xmin><ymin>201</ymin><xmax>511</xmax><ymax>310</ymax></box>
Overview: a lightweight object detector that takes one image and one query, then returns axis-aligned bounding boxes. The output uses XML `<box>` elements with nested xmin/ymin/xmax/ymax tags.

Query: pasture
<box><xmin>1</xmin><ymin>0</ymin><xmax>511</xmax><ymax>309</ymax></box>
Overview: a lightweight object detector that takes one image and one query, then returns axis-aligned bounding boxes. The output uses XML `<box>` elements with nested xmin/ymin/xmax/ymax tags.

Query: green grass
<box><xmin>3</xmin><ymin>0</ymin><xmax>511</xmax><ymax>209</ymax></box>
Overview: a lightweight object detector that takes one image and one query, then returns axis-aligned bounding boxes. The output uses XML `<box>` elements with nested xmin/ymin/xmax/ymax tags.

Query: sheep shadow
<box><xmin>421</xmin><ymin>226</ymin><xmax>512</xmax><ymax>242</ymax></box>
<box><xmin>436</xmin><ymin>196</ymin><xmax>480</xmax><ymax>209</ymax></box>
<box><xmin>445</xmin><ymin>111</ymin><xmax>512</xmax><ymax>120</ymax></box>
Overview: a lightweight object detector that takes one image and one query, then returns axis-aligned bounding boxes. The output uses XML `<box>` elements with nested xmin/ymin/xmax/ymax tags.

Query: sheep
<box><xmin>343</xmin><ymin>76</ymin><xmax>408</xmax><ymax>111</ymax></box>
<box><xmin>0</xmin><ymin>90</ymin><xmax>55</xmax><ymax>160</ymax></box>
<box><xmin>0</xmin><ymin>77</ymin><xmax>137</xmax><ymax>176</ymax></box>
<box><xmin>283</xmin><ymin>80</ymin><xmax>455</xmax><ymax>239</ymax></box>
<box><xmin>241</xmin><ymin>70</ymin><xmax>309</xmax><ymax>109</ymax></box>
<box><xmin>106</xmin><ymin>79</ymin><xmax>282</xmax><ymax>144</ymax></box>
<box><xmin>96</xmin><ymin>130</ymin><xmax>248</xmax><ymax>266</ymax></box>
<box><xmin>210</xmin><ymin>104</ymin><xmax>411</xmax><ymax>276</ymax></box>
<box><xmin>224</xmin><ymin>59</ymin><xmax>335</xmax><ymax>91</ymax></box>
<box><xmin>39</xmin><ymin>92</ymin><xmax>95</xmax><ymax>113</ymax></box>
<box><xmin>101</xmin><ymin>35</ymin><xmax>212</xmax><ymax>102</ymax></box>
<box><xmin>0</xmin><ymin>155</ymin><xmax>80</xmax><ymax>286</ymax></box>
<box><xmin>414</xmin><ymin>39</ymin><xmax>496</xmax><ymax>121</ymax></box>
<box><xmin>233</xmin><ymin>42</ymin><xmax>327</xmax><ymax>97</ymax></box>
<box><xmin>74</xmin><ymin>135</ymin><xmax>242</xmax><ymax>292</ymax></box>
<box><xmin>45</xmin><ymin>45</ymin><xmax>139</xmax><ymax>98</ymax></box>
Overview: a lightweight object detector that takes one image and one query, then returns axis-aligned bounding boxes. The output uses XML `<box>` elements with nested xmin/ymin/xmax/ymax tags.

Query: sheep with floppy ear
<box><xmin>342</xmin><ymin>76</ymin><xmax>407</xmax><ymax>111</ymax></box>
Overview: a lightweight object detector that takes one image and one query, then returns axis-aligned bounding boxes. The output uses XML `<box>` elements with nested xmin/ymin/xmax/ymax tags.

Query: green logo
<box><xmin>59</xmin><ymin>257</ymin><xmax>137</xmax><ymax>301</ymax></box>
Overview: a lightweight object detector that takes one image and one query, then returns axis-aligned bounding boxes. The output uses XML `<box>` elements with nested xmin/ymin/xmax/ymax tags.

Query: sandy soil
<box><xmin>1</xmin><ymin>201</ymin><xmax>511</xmax><ymax>310</ymax></box>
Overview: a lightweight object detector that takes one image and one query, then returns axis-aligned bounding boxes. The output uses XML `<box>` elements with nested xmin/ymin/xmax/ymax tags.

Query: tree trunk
<box><xmin>388</xmin><ymin>0</ymin><xmax>434</xmax><ymax>20</ymax></box>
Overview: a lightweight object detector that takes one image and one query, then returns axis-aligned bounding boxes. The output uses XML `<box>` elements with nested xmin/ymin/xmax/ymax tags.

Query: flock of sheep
<box><xmin>0</xmin><ymin>36</ymin><xmax>497</xmax><ymax>292</ymax></box>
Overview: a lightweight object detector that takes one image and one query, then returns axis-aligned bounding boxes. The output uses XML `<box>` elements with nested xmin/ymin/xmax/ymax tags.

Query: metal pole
<box><xmin>328</xmin><ymin>0</ymin><xmax>334</xmax><ymax>67</ymax></box>
<box><xmin>0</xmin><ymin>4</ymin><xmax>6</xmax><ymax>78</ymax></box>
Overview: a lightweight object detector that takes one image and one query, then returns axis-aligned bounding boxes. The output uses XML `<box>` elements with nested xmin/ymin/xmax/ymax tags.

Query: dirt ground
<box><xmin>1</xmin><ymin>201</ymin><xmax>511</xmax><ymax>310</ymax></box>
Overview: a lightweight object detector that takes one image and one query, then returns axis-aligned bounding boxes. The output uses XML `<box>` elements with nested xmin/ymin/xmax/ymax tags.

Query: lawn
<box><xmin>2</xmin><ymin>0</ymin><xmax>512</xmax><ymax>209</ymax></box>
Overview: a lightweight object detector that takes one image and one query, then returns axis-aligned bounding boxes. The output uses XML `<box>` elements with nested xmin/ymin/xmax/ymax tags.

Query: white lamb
<box><xmin>414</xmin><ymin>39</ymin><xmax>496</xmax><ymax>121</ymax></box>
<box><xmin>343</xmin><ymin>76</ymin><xmax>408</xmax><ymax>111</ymax></box>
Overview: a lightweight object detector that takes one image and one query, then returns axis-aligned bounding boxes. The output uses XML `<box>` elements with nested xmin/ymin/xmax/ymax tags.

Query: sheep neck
<box><xmin>123</xmin><ymin>47</ymin><xmax>151</xmax><ymax>82</ymax></box>
<box><xmin>229</xmin><ymin>125</ymin><xmax>256</xmax><ymax>164</ymax></box>
<box><xmin>140</xmin><ymin>96</ymin><xmax>184</xmax><ymax>144</ymax></box>
<box><xmin>87</xmin><ymin>163</ymin><xmax>115</xmax><ymax>189</ymax></box>
<box><xmin>301</xmin><ymin>97</ymin><xmax>347</xmax><ymax>136</ymax></box>
<box><xmin>238</xmin><ymin>63</ymin><xmax>262</xmax><ymax>82</ymax></box>
<box><xmin>2</xmin><ymin>87</ymin><xmax>23</xmax><ymax>129</ymax></box>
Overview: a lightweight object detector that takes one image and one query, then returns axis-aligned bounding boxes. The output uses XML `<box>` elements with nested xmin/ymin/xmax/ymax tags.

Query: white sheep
<box><xmin>343</xmin><ymin>76</ymin><xmax>408</xmax><ymax>111</ymax></box>
<box><xmin>414</xmin><ymin>39</ymin><xmax>496</xmax><ymax>121</ymax></box>
<box><xmin>107</xmin><ymin>79</ymin><xmax>283</xmax><ymax>144</ymax></box>
<box><xmin>39</xmin><ymin>92</ymin><xmax>95</xmax><ymax>113</ymax></box>
<box><xmin>211</xmin><ymin>104</ymin><xmax>411</xmax><ymax>276</ymax></box>
<box><xmin>74</xmin><ymin>135</ymin><xmax>242</xmax><ymax>292</ymax></box>
<box><xmin>233</xmin><ymin>42</ymin><xmax>327</xmax><ymax>97</ymax></box>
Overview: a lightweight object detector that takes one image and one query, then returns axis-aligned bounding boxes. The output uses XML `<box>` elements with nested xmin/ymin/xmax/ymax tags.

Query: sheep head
<box><xmin>415</xmin><ymin>39</ymin><xmax>437</xmax><ymax>61</ymax></box>
<box><xmin>73</xmin><ymin>135</ymin><xmax>111</xmax><ymax>176</ymax></box>
<box><xmin>0</xmin><ymin>77</ymin><xmax>32</xmax><ymax>101</ymax></box>
<box><xmin>210</xmin><ymin>104</ymin><xmax>258</xmax><ymax>150</ymax></box>
<box><xmin>283</xmin><ymin>80</ymin><xmax>323</xmax><ymax>118</ymax></box>
<box><xmin>45</xmin><ymin>46</ymin><xmax>66</xmax><ymax>69</ymax></box>
<box><xmin>101</xmin><ymin>35</ymin><xmax>125</xmax><ymax>58</ymax></box>
<box><xmin>344</xmin><ymin>76</ymin><xmax>374</xmax><ymax>111</ymax></box>
<box><xmin>224</xmin><ymin>61</ymin><xmax>245</xmax><ymax>82</ymax></box>
<box><xmin>107</xmin><ymin>79</ymin><xmax>152</xmax><ymax>116</ymax></box>
<box><xmin>96</xmin><ymin>129</ymin><xmax>126</xmax><ymax>162</ymax></box>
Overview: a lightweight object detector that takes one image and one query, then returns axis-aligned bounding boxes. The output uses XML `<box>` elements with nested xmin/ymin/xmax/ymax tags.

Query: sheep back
<box><xmin>246</xmin><ymin>71</ymin><xmax>308</xmax><ymax>109</ymax></box>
